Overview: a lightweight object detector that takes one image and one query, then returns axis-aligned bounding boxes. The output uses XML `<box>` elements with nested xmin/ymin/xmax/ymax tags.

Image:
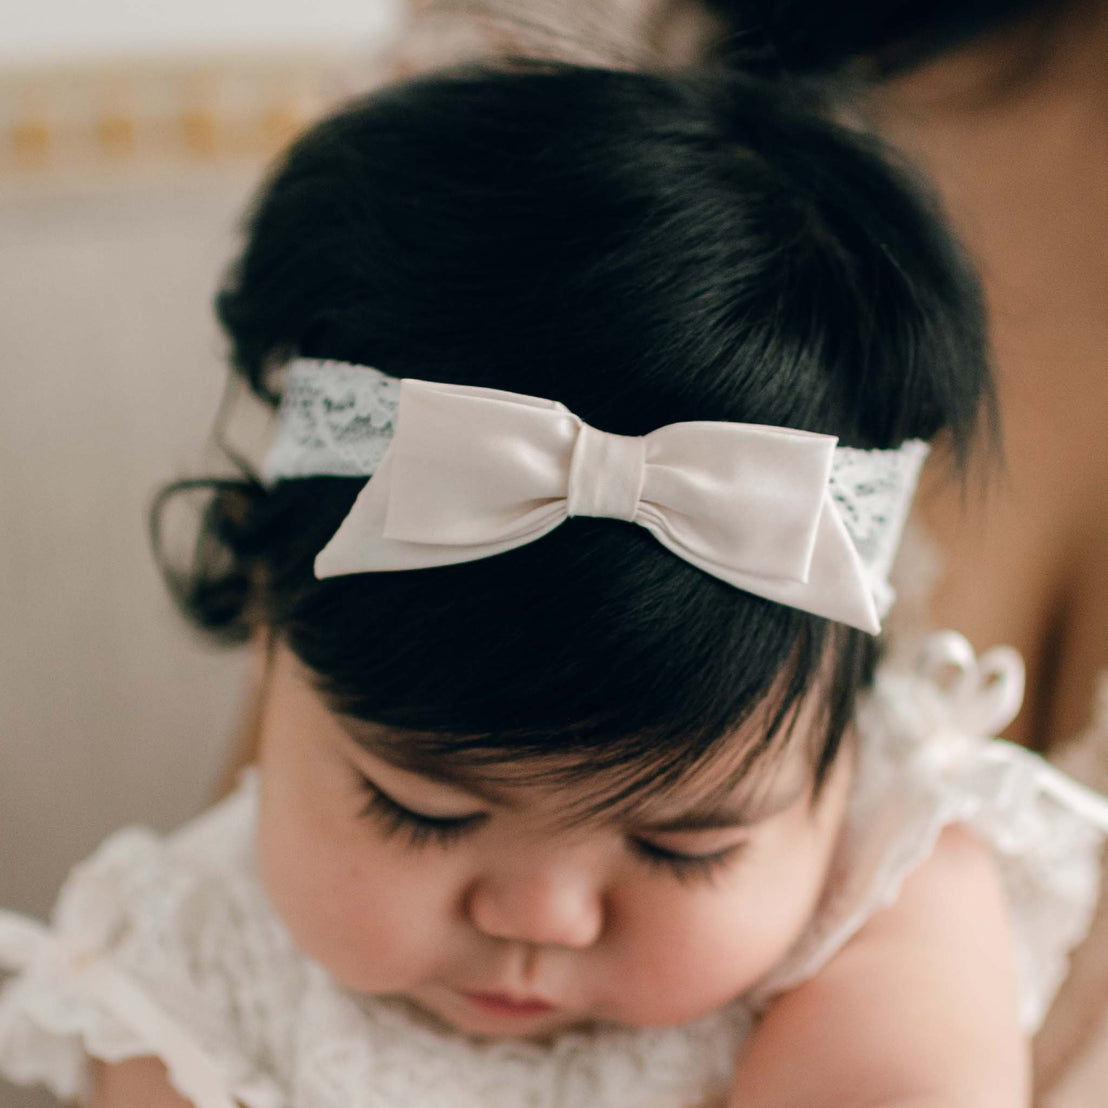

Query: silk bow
<box><xmin>315</xmin><ymin>378</ymin><xmax>883</xmax><ymax>632</ymax></box>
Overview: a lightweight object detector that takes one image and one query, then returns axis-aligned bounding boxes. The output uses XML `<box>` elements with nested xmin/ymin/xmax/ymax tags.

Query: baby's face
<box><xmin>255</xmin><ymin>645</ymin><xmax>851</xmax><ymax>1039</ymax></box>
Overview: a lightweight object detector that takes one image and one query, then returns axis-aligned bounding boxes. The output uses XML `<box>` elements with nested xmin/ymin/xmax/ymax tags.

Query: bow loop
<box><xmin>639</xmin><ymin>421</ymin><xmax>835</xmax><ymax>584</ymax></box>
<box><xmin>381</xmin><ymin>379</ymin><xmax>575</xmax><ymax>547</ymax></box>
<box><xmin>313</xmin><ymin>375</ymin><xmax>888</xmax><ymax>632</ymax></box>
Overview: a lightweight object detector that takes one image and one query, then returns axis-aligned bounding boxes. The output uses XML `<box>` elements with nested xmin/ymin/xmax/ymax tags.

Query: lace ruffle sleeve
<box><xmin>0</xmin><ymin>778</ymin><xmax>287</xmax><ymax>1108</ymax></box>
<box><xmin>754</xmin><ymin>632</ymin><xmax>1108</xmax><ymax>1032</ymax></box>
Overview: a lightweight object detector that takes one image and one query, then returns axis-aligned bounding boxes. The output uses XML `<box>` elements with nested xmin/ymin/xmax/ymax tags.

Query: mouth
<box><xmin>459</xmin><ymin>991</ymin><xmax>558</xmax><ymax>1018</ymax></box>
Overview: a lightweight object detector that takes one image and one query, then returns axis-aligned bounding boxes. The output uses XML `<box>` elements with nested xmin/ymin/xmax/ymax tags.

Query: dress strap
<box><xmin>0</xmin><ymin>909</ymin><xmax>241</xmax><ymax>1108</ymax></box>
<box><xmin>977</xmin><ymin>744</ymin><xmax>1108</xmax><ymax>831</ymax></box>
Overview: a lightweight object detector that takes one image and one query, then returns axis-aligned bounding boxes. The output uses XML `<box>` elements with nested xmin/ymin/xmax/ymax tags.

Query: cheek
<box><xmin>255</xmin><ymin>768</ymin><xmax>457</xmax><ymax>994</ymax></box>
<box><xmin>601</xmin><ymin>872</ymin><xmax>820</xmax><ymax>1025</ymax></box>
<box><xmin>602</xmin><ymin>809</ymin><xmax>846</xmax><ymax>1026</ymax></box>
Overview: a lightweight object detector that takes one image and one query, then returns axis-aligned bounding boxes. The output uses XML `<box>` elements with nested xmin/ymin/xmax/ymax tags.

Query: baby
<box><xmin>2</xmin><ymin>62</ymin><xmax>1107</xmax><ymax>1108</ymax></box>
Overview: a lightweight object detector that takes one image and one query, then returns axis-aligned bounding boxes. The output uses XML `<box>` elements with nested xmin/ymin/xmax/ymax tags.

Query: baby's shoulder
<box><xmin>758</xmin><ymin>633</ymin><xmax>1108</xmax><ymax>1031</ymax></box>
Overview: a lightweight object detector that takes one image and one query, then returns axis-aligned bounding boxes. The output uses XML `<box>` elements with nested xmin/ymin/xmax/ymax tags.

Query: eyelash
<box><xmin>631</xmin><ymin>840</ymin><xmax>744</xmax><ymax>885</ymax></box>
<box><xmin>358</xmin><ymin>778</ymin><xmax>486</xmax><ymax>848</ymax></box>
<box><xmin>355</xmin><ymin>775</ymin><xmax>745</xmax><ymax>884</ymax></box>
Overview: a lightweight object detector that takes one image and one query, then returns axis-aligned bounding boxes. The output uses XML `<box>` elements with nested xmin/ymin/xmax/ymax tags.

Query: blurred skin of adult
<box><xmin>862</xmin><ymin>8</ymin><xmax>1108</xmax><ymax>1088</ymax></box>
<box><xmin>696</xmin><ymin>0</ymin><xmax>1108</xmax><ymax>758</ymax></box>
<box><xmin>873</xmin><ymin>3</ymin><xmax>1108</xmax><ymax>759</ymax></box>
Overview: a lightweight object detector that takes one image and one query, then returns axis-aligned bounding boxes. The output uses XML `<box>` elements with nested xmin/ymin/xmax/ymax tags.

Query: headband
<box><xmin>264</xmin><ymin>359</ymin><xmax>929</xmax><ymax>634</ymax></box>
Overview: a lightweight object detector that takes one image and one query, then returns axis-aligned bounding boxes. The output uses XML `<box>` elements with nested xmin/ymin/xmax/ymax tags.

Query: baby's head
<box><xmin>168</xmin><ymin>63</ymin><xmax>989</xmax><ymax>1036</ymax></box>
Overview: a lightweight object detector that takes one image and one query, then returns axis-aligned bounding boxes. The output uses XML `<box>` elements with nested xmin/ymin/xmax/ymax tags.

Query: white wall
<box><xmin>0</xmin><ymin>0</ymin><xmax>405</xmax><ymax>65</ymax></box>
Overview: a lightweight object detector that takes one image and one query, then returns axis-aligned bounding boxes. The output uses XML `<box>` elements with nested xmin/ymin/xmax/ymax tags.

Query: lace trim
<box><xmin>295</xmin><ymin>975</ymin><xmax>747</xmax><ymax>1108</ymax></box>
<box><xmin>0</xmin><ymin>788</ymin><xmax>288</xmax><ymax>1108</ymax></box>
<box><xmin>0</xmin><ymin>933</ymin><xmax>277</xmax><ymax>1108</ymax></box>
<box><xmin>262</xmin><ymin>360</ymin><xmax>400</xmax><ymax>482</ymax></box>
<box><xmin>828</xmin><ymin>441</ymin><xmax>929</xmax><ymax>590</ymax></box>
<box><xmin>264</xmin><ymin>360</ymin><xmax>929</xmax><ymax>591</ymax></box>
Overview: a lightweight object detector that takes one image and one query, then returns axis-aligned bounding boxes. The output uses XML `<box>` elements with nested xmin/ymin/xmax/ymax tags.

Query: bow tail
<box><xmin>645</xmin><ymin>495</ymin><xmax>881</xmax><ymax>634</ymax></box>
<box><xmin>315</xmin><ymin>451</ymin><xmax>565</xmax><ymax>578</ymax></box>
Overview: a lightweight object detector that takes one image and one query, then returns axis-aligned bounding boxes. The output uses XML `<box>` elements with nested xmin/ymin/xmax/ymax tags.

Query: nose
<box><xmin>466</xmin><ymin>859</ymin><xmax>605</xmax><ymax>949</ymax></box>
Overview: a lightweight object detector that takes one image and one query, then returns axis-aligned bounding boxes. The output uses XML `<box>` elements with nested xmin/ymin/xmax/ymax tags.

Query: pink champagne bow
<box><xmin>315</xmin><ymin>378</ymin><xmax>881</xmax><ymax>632</ymax></box>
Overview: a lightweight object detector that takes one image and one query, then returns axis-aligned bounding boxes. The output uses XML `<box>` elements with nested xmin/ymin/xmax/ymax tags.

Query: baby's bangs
<box><xmin>334</xmin><ymin>689</ymin><xmax>819</xmax><ymax>832</ymax></box>
<box><xmin>294</xmin><ymin>521</ymin><xmax>769</xmax><ymax>699</ymax></box>
<box><xmin>300</xmin><ymin>563</ymin><xmax>864</xmax><ymax>827</ymax></box>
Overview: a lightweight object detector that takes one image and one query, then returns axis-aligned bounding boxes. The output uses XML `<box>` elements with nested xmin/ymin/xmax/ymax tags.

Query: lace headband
<box><xmin>264</xmin><ymin>359</ymin><xmax>929</xmax><ymax>633</ymax></box>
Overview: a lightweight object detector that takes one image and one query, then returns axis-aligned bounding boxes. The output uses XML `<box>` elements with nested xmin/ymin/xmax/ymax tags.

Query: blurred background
<box><xmin>1</xmin><ymin>3</ymin><xmax>404</xmax><ymax>1105</ymax></box>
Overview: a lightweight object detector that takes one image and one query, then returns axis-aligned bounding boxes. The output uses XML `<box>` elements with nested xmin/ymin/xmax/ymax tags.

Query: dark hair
<box><xmin>701</xmin><ymin>0</ymin><xmax>1077</xmax><ymax>79</ymax></box>
<box><xmin>158</xmin><ymin>62</ymin><xmax>991</xmax><ymax>814</ymax></box>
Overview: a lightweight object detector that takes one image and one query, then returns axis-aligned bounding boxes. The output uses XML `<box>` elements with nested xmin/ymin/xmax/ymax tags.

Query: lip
<box><xmin>460</xmin><ymin>991</ymin><xmax>558</xmax><ymax>1018</ymax></box>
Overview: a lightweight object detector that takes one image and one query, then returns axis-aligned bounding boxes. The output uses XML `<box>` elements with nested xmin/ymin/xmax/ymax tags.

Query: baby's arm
<box><xmin>728</xmin><ymin>825</ymin><xmax>1030</xmax><ymax>1108</ymax></box>
<box><xmin>91</xmin><ymin>1057</ymin><xmax>196</xmax><ymax>1108</ymax></box>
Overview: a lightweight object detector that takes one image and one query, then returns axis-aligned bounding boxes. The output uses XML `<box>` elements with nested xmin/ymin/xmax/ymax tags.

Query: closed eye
<box><xmin>356</xmin><ymin>775</ymin><xmax>487</xmax><ymax>849</ymax></box>
<box><xmin>631</xmin><ymin>838</ymin><xmax>746</xmax><ymax>885</ymax></box>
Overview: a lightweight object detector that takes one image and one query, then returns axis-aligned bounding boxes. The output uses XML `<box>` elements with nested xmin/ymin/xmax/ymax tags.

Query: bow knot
<box><xmin>566</xmin><ymin>424</ymin><xmax>645</xmax><ymax>522</ymax></box>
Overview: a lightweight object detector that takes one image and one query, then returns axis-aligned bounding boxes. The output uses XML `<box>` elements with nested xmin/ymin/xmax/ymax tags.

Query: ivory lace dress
<box><xmin>2</xmin><ymin>633</ymin><xmax>1108</xmax><ymax>1108</ymax></box>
